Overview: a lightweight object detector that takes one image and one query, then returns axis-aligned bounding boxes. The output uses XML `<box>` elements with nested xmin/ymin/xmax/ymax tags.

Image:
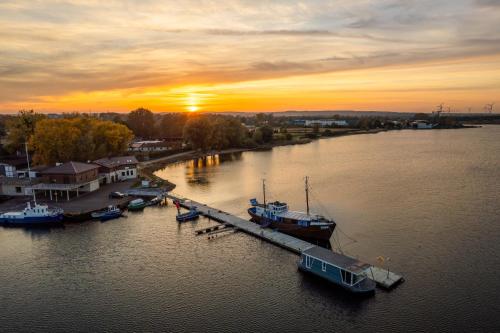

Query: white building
<box><xmin>93</xmin><ymin>156</ymin><xmax>139</xmax><ymax>184</ymax></box>
<box><xmin>304</xmin><ymin>120</ymin><xmax>349</xmax><ymax>127</ymax></box>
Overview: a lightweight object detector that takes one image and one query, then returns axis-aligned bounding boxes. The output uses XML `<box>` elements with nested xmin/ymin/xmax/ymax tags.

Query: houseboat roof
<box><xmin>42</xmin><ymin>161</ymin><xmax>99</xmax><ymax>175</ymax></box>
<box><xmin>302</xmin><ymin>246</ymin><xmax>371</xmax><ymax>274</ymax></box>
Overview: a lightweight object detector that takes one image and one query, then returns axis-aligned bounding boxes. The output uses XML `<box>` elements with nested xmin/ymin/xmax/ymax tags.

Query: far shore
<box><xmin>138</xmin><ymin>127</ymin><xmax>389</xmax><ymax>181</ymax></box>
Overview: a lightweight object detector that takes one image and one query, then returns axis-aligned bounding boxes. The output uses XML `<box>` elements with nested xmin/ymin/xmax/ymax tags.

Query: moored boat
<box><xmin>91</xmin><ymin>205</ymin><xmax>123</xmax><ymax>221</ymax></box>
<box><xmin>176</xmin><ymin>208</ymin><xmax>200</xmax><ymax>222</ymax></box>
<box><xmin>0</xmin><ymin>201</ymin><xmax>64</xmax><ymax>227</ymax></box>
<box><xmin>248</xmin><ymin>177</ymin><xmax>335</xmax><ymax>244</ymax></box>
<box><xmin>127</xmin><ymin>198</ymin><xmax>148</xmax><ymax>211</ymax></box>
<box><xmin>298</xmin><ymin>246</ymin><xmax>376</xmax><ymax>295</ymax></box>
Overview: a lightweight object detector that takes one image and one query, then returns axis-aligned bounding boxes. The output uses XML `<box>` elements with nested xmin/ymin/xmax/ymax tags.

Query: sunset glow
<box><xmin>1</xmin><ymin>1</ymin><xmax>499</xmax><ymax>113</ymax></box>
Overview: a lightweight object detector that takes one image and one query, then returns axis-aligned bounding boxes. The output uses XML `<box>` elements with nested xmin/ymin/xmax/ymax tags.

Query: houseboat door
<box><xmin>305</xmin><ymin>255</ymin><xmax>312</xmax><ymax>269</ymax></box>
<box><xmin>340</xmin><ymin>269</ymin><xmax>353</xmax><ymax>285</ymax></box>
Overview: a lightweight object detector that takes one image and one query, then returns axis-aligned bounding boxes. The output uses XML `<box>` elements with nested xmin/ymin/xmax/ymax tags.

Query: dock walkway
<box><xmin>167</xmin><ymin>193</ymin><xmax>403</xmax><ymax>289</ymax></box>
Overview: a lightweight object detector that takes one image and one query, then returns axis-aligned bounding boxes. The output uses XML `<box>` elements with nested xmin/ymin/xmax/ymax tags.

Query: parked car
<box><xmin>109</xmin><ymin>191</ymin><xmax>126</xmax><ymax>199</ymax></box>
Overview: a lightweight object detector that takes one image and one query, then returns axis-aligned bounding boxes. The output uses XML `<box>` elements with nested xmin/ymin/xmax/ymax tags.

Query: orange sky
<box><xmin>1</xmin><ymin>1</ymin><xmax>499</xmax><ymax>113</ymax></box>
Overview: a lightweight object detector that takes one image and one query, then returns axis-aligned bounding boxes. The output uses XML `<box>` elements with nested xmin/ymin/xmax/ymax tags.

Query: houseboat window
<box><xmin>321</xmin><ymin>262</ymin><xmax>327</xmax><ymax>272</ymax></box>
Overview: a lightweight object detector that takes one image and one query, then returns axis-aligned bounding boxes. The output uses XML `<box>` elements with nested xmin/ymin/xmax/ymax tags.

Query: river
<box><xmin>1</xmin><ymin>126</ymin><xmax>499</xmax><ymax>332</ymax></box>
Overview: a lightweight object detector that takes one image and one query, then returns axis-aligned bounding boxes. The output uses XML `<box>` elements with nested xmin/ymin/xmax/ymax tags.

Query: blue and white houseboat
<box><xmin>0</xmin><ymin>201</ymin><xmax>64</xmax><ymax>227</ymax></box>
<box><xmin>298</xmin><ymin>246</ymin><xmax>376</xmax><ymax>295</ymax></box>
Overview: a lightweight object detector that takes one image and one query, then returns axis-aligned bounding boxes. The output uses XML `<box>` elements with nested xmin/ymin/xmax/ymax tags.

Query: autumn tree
<box><xmin>183</xmin><ymin>116</ymin><xmax>214</xmax><ymax>151</ymax></box>
<box><xmin>5</xmin><ymin>110</ymin><xmax>46</xmax><ymax>153</ymax></box>
<box><xmin>30</xmin><ymin>118</ymin><xmax>133</xmax><ymax>165</ymax></box>
<box><xmin>127</xmin><ymin>108</ymin><xmax>155</xmax><ymax>139</ymax></box>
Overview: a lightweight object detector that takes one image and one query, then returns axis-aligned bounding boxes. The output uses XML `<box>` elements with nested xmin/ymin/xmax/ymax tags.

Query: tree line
<box><xmin>2</xmin><ymin>110</ymin><xmax>133</xmax><ymax>165</ymax></box>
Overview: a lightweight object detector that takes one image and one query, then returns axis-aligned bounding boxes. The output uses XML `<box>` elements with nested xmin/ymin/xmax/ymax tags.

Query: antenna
<box><xmin>484</xmin><ymin>103</ymin><xmax>495</xmax><ymax>113</ymax></box>
<box><xmin>433</xmin><ymin>103</ymin><xmax>444</xmax><ymax>118</ymax></box>
<box><xmin>24</xmin><ymin>141</ymin><xmax>36</xmax><ymax>205</ymax></box>
<box><xmin>262</xmin><ymin>179</ymin><xmax>266</xmax><ymax>206</ymax></box>
<box><xmin>305</xmin><ymin>176</ymin><xmax>310</xmax><ymax>216</ymax></box>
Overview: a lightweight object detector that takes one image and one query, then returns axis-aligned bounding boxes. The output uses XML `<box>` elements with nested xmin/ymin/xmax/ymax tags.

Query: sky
<box><xmin>1</xmin><ymin>0</ymin><xmax>500</xmax><ymax>113</ymax></box>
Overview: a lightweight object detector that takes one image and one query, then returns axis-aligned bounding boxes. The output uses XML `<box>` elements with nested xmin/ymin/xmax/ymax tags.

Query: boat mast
<box><xmin>262</xmin><ymin>179</ymin><xmax>266</xmax><ymax>205</ymax></box>
<box><xmin>24</xmin><ymin>141</ymin><xmax>36</xmax><ymax>205</ymax></box>
<box><xmin>305</xmin><ymin>176</ymin><xmax>310</xmax><ymax>215</ymax></box>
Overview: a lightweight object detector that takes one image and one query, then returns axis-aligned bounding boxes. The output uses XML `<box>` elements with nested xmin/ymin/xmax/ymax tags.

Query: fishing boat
<box><xmin>298</xmin><ymin>246</ymin><xmax>376</xmax><ymax>295</ymax></box>
<box><xmin>127</xmin><ymin>198</ymin><xmax>148</xmax><ymax>211</ymax></box>
<box><xmin>248</xmin><ymin>177</ymin><xmax>336</xmax><ymax>244</ymax></box>
<box><xmin>0</xmin><ymin>142</ymin><xmax>64</xmax><ymax>227</ymax></box>
<box><xmin>0</xmin><ymin>201</ymin><xmax>64</xmax><ymax>227</ymax></box>
<box><xmin>176</xmin><ymin>208</ymin><xmax>200</xmax><ymax>222</ymax></box>
<box><xmin>91</xmin><ymin>205</ymin><xmax>123</xmax><ymax>221</ymax></box>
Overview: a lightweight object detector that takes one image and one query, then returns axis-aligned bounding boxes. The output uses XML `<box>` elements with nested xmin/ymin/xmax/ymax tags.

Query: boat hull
<box><xmin>298</xmin><ymin>264</ymin><xmax>376</xmax><ymax>295</ymax></box>
<box><xmin>0</xmin><ymin>214</ymin><xmax>64</xmax><ymax>227</ymax></box>
<box><xmin>248</xmin><ymin>207</ymin><xmax>334</xmax><ymax>244</ymax></box>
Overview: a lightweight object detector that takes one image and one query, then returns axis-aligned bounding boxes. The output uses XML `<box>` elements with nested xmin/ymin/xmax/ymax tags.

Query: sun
<box><xmin>187</xmin><ymin>105</ymin><xmax>198</xmax><ymax>112</ymax></box>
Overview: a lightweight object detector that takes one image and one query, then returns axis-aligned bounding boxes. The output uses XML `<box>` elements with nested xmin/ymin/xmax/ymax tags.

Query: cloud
<box><xmin>1</xmin><ymin>0</ymin><xmax>500</xmax><ymax>110</ymax></box>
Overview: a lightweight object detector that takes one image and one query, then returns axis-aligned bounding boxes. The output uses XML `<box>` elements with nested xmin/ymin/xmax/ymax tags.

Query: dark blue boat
<box><xmin>91</xmin><ymin>206</ymin><xmax>123</xmax><ymax>222</ymax></box>
<box><xmin>176</xmin><ymin>208</ymin><xmax>200</xmax><ymax>222</ymax></box>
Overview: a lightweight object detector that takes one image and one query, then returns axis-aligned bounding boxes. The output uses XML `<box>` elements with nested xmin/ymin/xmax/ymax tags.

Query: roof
<box><xmin>0</xmin><ymin>156</ymin><xmax>28</xmax><ymax>168</ymax></box>
<box><xmin>302</xmin><ymin>246</ymin><xmax>371</xmax><ymax>274</ymax></box>
<box><xmin>130</xmin><ymin>141</ymin><xmax>169</xmax><ymax>148</ymax></box>
<box><xmin>93</xmin><ymin>156</ymin><xmax>138</xmax><ymax>168</ymax></box>
<box><xmin>42</xmin><ymin>161</ymin><xmax>99</xmax><ymax>175</ymax></box>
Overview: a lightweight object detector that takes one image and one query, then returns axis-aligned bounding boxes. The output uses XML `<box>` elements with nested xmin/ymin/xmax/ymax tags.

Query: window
<box><xmin>122</xmin><ymin>171</ymin><xmax>126</xmax><ymax>176</ymax></box>
<box><xmin>322</xmin><ymin>262</ymin><xmax>327</xmax><ymax>272</ymax></box>
<box><xmin>305</xmin><ymin>255</ymin><xmax>312</xmax><ymax>269</ymax></box>
<box><xmin>15</xmin><ymin>186</ymin><xmax>22</xmax><ymax>193</ymax></box>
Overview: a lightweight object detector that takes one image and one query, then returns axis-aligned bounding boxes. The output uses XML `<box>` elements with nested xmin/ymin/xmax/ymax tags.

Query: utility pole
<box><xmin>305</xmin><ymin>176</ymin><xmax>310</xmax><ymax>216</ymax></box>
<box><xmin>262</xmin><ymin>179</ymin><xmax>266</xmax><ymax>205</ymax></box>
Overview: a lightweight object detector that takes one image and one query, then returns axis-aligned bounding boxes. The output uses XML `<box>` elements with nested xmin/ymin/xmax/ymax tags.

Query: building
<box><xmin>128</xmin><ymin>139</ymin><xmax>183</xmax><ymax>152</ymax></box>
<box><xmin>31</xmin><ymin>161</ymin><xmax>100</xmax><ymax>201</ymax></box>
<box><xmin>411</xmin><ymin>120</ymin><xmax>435</xmax><ymax>129</ymax></box>
<box><xmin>291</xmin><ymin>119</ymin><xmax>349</xmax><ymax>127</ymax></box>
<box><xmin>93</xmin><ymin>156</ymin><xmax>139</xmax><ymax>184</ymax></box>
<box><xmin>129</xmin><ymin>140</ymin><xmax>170</xmax><ymax>152</ymax></box>
<box><xmin>0</xmin><ymin>177</ymin><xmax>36</xmax><ymax>196</ymax></box>
<box><xmin>0</xmin><ymin>155</ymin><xmax>28</xmax><ymax>178</ymax></box>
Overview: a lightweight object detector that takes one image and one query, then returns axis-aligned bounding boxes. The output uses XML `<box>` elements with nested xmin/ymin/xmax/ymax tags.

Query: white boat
<box><xmin>0</xmin><ymin>202</ymin><xmax>64</xmax><ymax>226</ymax></box>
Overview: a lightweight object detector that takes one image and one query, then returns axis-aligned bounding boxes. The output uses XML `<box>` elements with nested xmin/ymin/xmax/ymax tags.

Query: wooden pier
<box><xmin>167</xmin><ymin>194</ymin><xmax>403</xmax><ymax>289</ymax></box>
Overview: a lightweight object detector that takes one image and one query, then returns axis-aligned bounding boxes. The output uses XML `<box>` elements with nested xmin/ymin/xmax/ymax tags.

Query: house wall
<box><xmin>0</xmin><ymin>184</ymin><xmax>32</xmax><ymax>196</ymax></box>
<box><xmin>42</xmin><ymin>168</ymin><xmax>99</xmax><ymax>184</ymax></box>
<box><xmin>101</xmin><ymin>166</ymin><xmax>137</xmax><ymax>184</ymax></box>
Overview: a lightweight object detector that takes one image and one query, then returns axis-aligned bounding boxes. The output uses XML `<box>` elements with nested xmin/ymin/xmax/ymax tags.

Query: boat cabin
<box><xmin>298</xmin><ymin>246</ymin><xmax>375</xmax><ymax>294</ymax></box>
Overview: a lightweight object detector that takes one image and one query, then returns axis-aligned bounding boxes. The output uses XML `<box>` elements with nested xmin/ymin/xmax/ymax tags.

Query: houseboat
<box><xmin>298</xmin><ymin>246</ymin><xmax>376</xmax><ymax>295</ymax></box>
<box><xmin>248</xmin><ymin>177</ymin><xmax>335</xmax><ymax>244</ymax></box>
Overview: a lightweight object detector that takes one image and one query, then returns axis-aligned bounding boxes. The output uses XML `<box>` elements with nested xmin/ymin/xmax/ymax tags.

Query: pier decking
<box><xmin>167</xmin><ymin>194</ymin><xmax>403</xmax><ymax>289</ymax></box>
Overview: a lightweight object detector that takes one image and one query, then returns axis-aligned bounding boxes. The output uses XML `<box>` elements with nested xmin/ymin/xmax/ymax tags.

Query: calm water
<box><xmin>1</xmin><ymin>127</ymin><xmax>499</xmax><ymax>332</ymax></box>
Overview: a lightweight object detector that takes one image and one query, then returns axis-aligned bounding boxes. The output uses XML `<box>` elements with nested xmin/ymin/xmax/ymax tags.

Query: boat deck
<box><xmin>167</xmin><ymin>193</ymin><xmax>403</xmax><ymax>289</ymax></box>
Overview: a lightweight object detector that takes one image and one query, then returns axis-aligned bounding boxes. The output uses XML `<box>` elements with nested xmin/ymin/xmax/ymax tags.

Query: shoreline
<box><xmin>138</xmin><ymin>128</ymin><xmax>389</xmax><ymax>179</ymax></box>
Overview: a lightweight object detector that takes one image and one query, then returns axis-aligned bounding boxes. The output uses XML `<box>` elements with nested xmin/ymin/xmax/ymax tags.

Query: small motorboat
<box><xmin>176</xmin><ymin>208</ymin><xmax>200</xmax><ymax>222</ymax></box>
<box><xmin>127</xmin><ymin>198</ymin><xmax>148</xmax><ymax>211</ymax></box>
<box><xmin>91</xmin><ymin>206</ymin><xmax>123</xmax><ymax>221</ymax></box>
<box><xmin>148</xmin><ymin>196</ymin><xmax>163</xmax><ymax>206</ymax></box>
